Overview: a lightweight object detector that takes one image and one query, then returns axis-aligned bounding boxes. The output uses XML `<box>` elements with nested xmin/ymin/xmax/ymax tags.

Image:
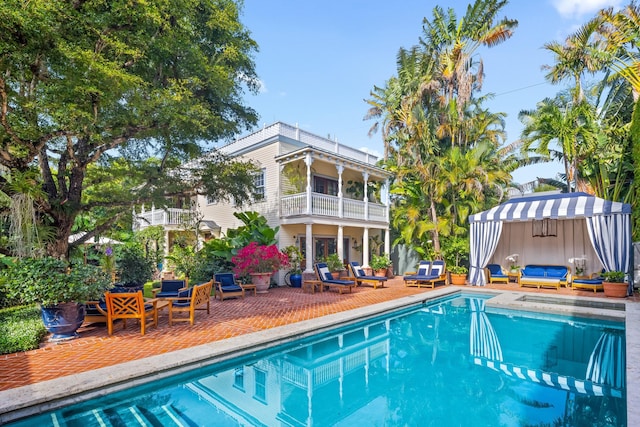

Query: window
<box><xmin>253</xmin><ymin>168</ymin><xmax>265</xmax><ymax>201</ymax></box>
<box><xmin>233</xmin><ymin>367</ymin><xmax>244</xmax><ymax>391</ymax></box>
<box><xmin>253</xmin><ymin>368</ymin><xmax>267</xmax><ymax>402</ymax></box>
<box><xmin>313</xmin><ymin>176</ymin><xmax>338</xmax><ymax>196</ymax></box>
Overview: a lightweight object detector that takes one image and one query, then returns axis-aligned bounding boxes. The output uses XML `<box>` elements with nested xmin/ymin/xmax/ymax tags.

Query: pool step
<box><xmin>52</xmin><ymin>403</ymin><xmax>191</xmax><ymax>427</ymax></box>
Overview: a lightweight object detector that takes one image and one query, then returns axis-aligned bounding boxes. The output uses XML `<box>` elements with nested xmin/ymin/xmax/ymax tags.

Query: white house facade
<box><xmin>134</xmin><ymin>122</ymin><xmax>392</xmax><ymax>280</ymax></box>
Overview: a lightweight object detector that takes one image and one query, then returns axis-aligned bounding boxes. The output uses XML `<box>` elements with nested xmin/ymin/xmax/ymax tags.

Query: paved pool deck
<box><xmin>0</xmin><ymin>278</ymin><xmax>637</xmax><ymax>425</ymax></box>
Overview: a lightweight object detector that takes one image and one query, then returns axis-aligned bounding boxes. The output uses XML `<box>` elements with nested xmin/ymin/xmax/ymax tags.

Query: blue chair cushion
<box><xmin>546</xmin><ymin>266</ymin><xmax>567</xmax><ymax>278</ymax></box>
<box><xmin>523</xmin><ymin>266</ymin><xmax>545</xmax><ymax>277</ymax></box>
<box><xmin>487</xmin><ymin>264</ymin><xmax>506</xmax><ymax>277</ymax></box>
<box><xmin>215</xmin><ymin>273</ymin><xmax>236</xmax><ymax>287</ymax></box>
<box><xmin>323</xmin><ymin>279</ymin><xmax>354</xmax><ymax>285</ymax></box>
<box><xmin>220</xmin><ymin>284</ymin><xmax>243</xmax><ymax>292</ymax></box>
<box><xmin>573</xmin><ymin>279</ymin><xmax>603</xmax><ymax>285</ymax></box>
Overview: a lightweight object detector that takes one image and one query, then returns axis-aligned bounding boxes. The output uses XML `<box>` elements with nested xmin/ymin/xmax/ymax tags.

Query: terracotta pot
<box><xmin>331</xmin><ymin>272</ymin><xmax>340</xmax><ymax>279</ymax></box>
<box><xmin>374</xmin><ymin>269</ymin><xmax>387</xmax><ymax>277</ymax></box>
<box><xmin>450</xmin><ymin>273</ymin><xmax>467</xmax><ymax>286</ymax></box>
<box><xmin>603</xmin><ymin>281</ymin><xmax>628</xmax><ymax>298</ymax></box>
<box><xmin>250</xmin><ymin>273</ymin><xmax>272</xmax><ymax>293</ymax></box>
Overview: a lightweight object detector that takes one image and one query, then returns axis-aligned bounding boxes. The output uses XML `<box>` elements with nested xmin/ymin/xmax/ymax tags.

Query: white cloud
<box><xmin>551</xmin><ymin>0</ymin><xmax>623</xmax><ymax>19</ymax></box>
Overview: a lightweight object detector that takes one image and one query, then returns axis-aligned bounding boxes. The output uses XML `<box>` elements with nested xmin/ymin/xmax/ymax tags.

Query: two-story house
<box><xmin>134</xmin><ymin>122</ymin><xmax>392</xmax><ymax>280</ymax></box>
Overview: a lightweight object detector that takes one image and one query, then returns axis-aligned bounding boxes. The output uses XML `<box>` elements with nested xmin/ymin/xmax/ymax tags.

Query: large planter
<box><xmin>374</xmin><ymin>269</ymin><xmax>388</xmax><ymax>277</ymax></box>
<box><xmin>603</xmin><ymin>281</ymin><xmax>628</xmax><ymax>298</ymax></box>
<box><xmin>250</xmin><ymin>273</ymin><xmax>272</xmax><ymax>293</ymax></box>
<box><xmin>289</xmin><ymin>273</ymin><xmax>302</xmax><ymax>288</ymax></box>
<box><xmin>40</xmin><ymin>302</ymin><xmax>86</xmax><ymax>341</ymax></box>
<box><xmin>450</xmin><ymin>273</ymin><xmax>467</xmax><ymax>286</ymax></box>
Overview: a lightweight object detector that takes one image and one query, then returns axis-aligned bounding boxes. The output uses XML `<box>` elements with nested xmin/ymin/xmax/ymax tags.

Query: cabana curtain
<box><xmin>468</xmin><ymin>193</ymin><xmax>631</xmax><ymax>288</ymax></box>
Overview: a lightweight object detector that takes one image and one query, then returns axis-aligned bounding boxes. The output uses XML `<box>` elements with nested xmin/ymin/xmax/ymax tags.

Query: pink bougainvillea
<box><xmin>232</xmin><ymin>242</ymin><xmax>289</xmax><ymax>277</ymax></box>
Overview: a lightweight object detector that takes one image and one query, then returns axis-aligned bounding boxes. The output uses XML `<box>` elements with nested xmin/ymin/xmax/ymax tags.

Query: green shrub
<box><xmin>0</xmin><ymin>305</ymin><xmax>46</xmax><ymax>354</ymax></box>
<box><xmin>117</xmin><ymin>244</ymin><xmax>154</xmax><ymax>286</ymax></box>
<box><xmin>0</xmin><ymin>257</ymin><xmax>112</xmax><ymax>306</ymax></box>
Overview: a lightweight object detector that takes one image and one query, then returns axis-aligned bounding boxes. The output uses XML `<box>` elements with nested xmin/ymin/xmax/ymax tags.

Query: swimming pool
<box><xmin>5</xmin><ymin>292</ymin><xmax>626</xmax><ymax>426</ymax></box>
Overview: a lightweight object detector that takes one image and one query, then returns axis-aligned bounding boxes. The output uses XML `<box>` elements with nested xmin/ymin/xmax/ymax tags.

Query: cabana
<box><xmin>468</xmin><ymin>192</ymin><xmax>632</xmax><ymax>294</ymax></box>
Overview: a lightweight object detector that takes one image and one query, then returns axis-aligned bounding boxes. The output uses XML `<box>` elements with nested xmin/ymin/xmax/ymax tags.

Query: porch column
<box><xmin>305</xmin><ymin>153</ymin><xmax>313</xmax><ymax>215</ymax></box>
<box><xmin>384</xmin><ymin>228</ymin><xmax>390</xmax><ymax>256</ymax></box>
<box><xmin>336</xmin><ymin>164</ymin><xmax>344</xmax><ymax>218</ymax></box>
<box><xmin>163</xmin><ymin>230</ymin><xmax>170</xmax><ymax>271</ymax></box>
<box><xmin>362</xmin><ymin>172</ymin><xmax>369</xmax><ymax>221</ymax></box>
<box><xmin>383</xmin><ymin>178</ymin><xmax>390</xmax><ymax>222</ymax></box>
<box><xmin>363</xmin><ymin>227</ymin><xmax>370</xmax><ymax>267</ymax></box>
<box><xmin>304</xmin><ymin>223</ymin><xmax>314</xmax><ymax>273</ymax></box>
<box><xmin>337</xmin><ymin>225</ymin><xmax>344</xmax><ymax>263</ymax></box>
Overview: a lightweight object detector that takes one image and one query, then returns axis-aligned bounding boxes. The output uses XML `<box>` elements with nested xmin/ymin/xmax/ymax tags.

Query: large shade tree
<box><xmin>0</xmin><ymin>0</ymin><xmax>260</xmax><ymax>258</ymax></box>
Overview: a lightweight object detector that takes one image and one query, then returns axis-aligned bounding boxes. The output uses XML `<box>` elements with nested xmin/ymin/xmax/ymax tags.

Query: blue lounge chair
<box><xmin>403</xmin><ymin>260</ymin><xmax>447</xmax><ymax>288</ymax></box>
<box><xmin>152</xmin><ymin>279</ymin><xmax>188</xmax><ymax>298</ymax></box>
<box><xmin>314</xmin><ymin>262</ymin><xmax>355</xmax><ymax>294</ymax></box>
<box><xmin>213</xmin><ymin>273</ymin><xmax>246</xmax><ymax>301</ymax></box>
<box><xmin>485</xmin><ymin>264</ymin><xmax>509</xmax><ymax>284</ymax></box>
<box><xmin>348</xmin><ymin>261</ymin><xmax>387</xmax><ymax>289</ymax></box>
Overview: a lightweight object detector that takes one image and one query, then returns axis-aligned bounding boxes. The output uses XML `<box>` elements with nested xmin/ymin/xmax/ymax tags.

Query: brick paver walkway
<box><xmin>0</xmin><ymin>278</ymin><xmax>635</xmax><ymax>392</ymax></box>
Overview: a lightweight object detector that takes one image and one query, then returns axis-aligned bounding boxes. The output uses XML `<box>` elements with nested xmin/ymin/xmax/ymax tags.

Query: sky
<box><xmin>237</xmin><ymin>0</ymin><xmax>624</xmax><ymax>185</ymax></box>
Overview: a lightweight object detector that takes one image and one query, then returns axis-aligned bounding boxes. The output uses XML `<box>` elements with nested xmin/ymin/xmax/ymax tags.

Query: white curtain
<box><xmin>469</xmin><ymin>220</ymin><xmax>503</xmax><ymax>286</ymax></box>
<box><xmin>586</xmin><ymin>213</ymin><xmax>631</xmax><ymax>294</ymax></box>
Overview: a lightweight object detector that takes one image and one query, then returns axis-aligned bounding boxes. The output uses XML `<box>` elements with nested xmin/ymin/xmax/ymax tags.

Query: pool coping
<box><xmin>0</xmin><ymin>287</ymin><xmax>637</xmax><ymax>425</ymax></box>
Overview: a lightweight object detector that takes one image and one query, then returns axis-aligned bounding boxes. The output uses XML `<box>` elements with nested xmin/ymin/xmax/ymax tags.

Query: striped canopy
<box><xmin>469</xmin><ymin>192</ymin><xmax>631</xmax><ymax>223</ymax></box>
<box><xmin>468</xmin><ymin>193</ymin><xmax>632</xmax><ymax>289</ymax></box>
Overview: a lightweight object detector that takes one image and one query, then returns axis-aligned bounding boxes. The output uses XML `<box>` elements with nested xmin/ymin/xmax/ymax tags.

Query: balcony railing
<box><xmin>133</xmin><ymin>207</ymin><xmax>195</xmax><ymax>230</ymax></box>
<box><xmin>281</xmin><ymin>193</ymin><xmax>387</xmax><ymax>222</ymax></box>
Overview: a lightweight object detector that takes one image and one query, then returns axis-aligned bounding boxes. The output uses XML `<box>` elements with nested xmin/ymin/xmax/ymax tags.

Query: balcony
<box><xmin>133</xmin><ymin>207</ymin><xmax>195</xmax><ymax>230</ymax></box>
<box><xmin>281</xmin><ymin>193</ymin><xmax>388</xmax><ymax>223</ymax></box>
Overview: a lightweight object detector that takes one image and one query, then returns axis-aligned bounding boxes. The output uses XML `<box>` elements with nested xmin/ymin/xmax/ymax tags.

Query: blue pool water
<box><xmin>7</xmin><ymin>294</ymin><xmax>626</xmax><ymax>426</ymax></box>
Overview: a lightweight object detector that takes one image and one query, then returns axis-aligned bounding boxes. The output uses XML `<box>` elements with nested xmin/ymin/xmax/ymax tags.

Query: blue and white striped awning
<box><xmin>469</xmin><ymin>192</ymin><xmax>631</xmax><ymax>223</ymax></box>
<box><xmin>473</xmin><ymin>357</ymin><xmax>623</xmax><ymax>398</ymax></box>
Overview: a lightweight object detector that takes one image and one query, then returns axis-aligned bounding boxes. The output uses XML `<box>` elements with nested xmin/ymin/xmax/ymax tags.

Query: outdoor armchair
<box><xmin>166</xmin><ymin>280</ymin><xmax>213</xmax><ymax>326</ymax></box>
<box><xmin>152</xmin><ymin>279</ymin><xmax>188</xmax><ymax>298</ymax></box>
<box><xmin>105</xmin><ymin>290</ymin><xmax>158</xmax><ymax>336</ymax></box>
<box><xmin>213</xmin><ymin>273</ymin><xmax>246</xmax><ymax>301</ymax></box>
<box><xmin>485</xmin><ymin>264</ymin><xmax>509</xmax><ymax>284</ymax></box>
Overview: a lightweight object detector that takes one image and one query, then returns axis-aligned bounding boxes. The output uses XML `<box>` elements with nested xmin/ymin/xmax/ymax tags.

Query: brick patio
<box><xmin>0</xmin><ymin>278</ymin><xmax>636</xmax><ymax>392</ymax></box>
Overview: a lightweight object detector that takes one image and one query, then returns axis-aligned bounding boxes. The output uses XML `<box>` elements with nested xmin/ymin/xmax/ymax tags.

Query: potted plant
<box><xmin>0</xmin><ymin>257</ymin><xmax>113</xmax><ymax>340</ymax></box>
<box><xmin>505</xmin><ymin>254</ymin><xmax>520</xmax><ymax>273</ymax></box>
<box><xmin>283</xmin><ymin>245</ymin><xmax>303</xmax><ymax>288</ymax></box>
<box><xmin>442</xmin><ymin>237</ymin><xmax>469</xmax><ymax>285</ymax></box>
<box><xmin>601</xmin><ymin>270</ymin><xmax>628</xmax><ymax>298</ymax></box>
<box><xmin>232</xmin><ymin>242</ymin><xmax>289</xmax><ymax>293</ymax></box>
<box><xmin>371</xmin><ymin>253</ymin><xmax>392</xmax><ymax>277</ymax></box>
<box><xmin>324</xmin><ymin>253</ymin><xmax>345</xmax><ymax>279</ymax></box>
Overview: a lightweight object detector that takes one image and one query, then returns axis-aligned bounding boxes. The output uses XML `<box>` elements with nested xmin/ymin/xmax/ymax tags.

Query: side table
<box><xmin>241</xmin><ymin>284</ymin><xmax>257</xmax><ymax>296</ymax></box>
<box><xmin>302</xmin><ymin>279</ymin><xmax>324</xmax><ymax>294</ymax></box>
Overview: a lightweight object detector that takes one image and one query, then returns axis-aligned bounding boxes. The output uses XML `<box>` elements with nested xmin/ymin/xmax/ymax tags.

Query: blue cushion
<box><xmin>323</xmin><ymin>279</ymin><xmax>354</xmax><ymax>285</ymax></box>
<box><xmin>359</xmin><ymin>275</ymin><xmax>387</xmax><ymax>281</ymax></box>
<box><xmin>487</xmin><ymin>264</ymin><xmax>504</xmax><ymax>275</ymax></box>
<box><xmin>324</xmin><ymin>272</ymin><xmax>333</xmax><ymax>281</ymax></box>
<box><xmin>220</xmin><ymin>284</ymin><xmax>243</xmax><ymax>292</ymax></box>
<box><xmin>215</xmin><ymin>273</ymin><xmax>236</xmax><ymax>287</ymax></box>
<box><xmin>573</xmin><ymin>279</ymin><xmax>603</xmax><ymax>285</ymax></box>
<box><xmin>523</xmin><ymin>267</ymin><xmax>545</xmax><ymax>277</ymax></box>
<box><xmin>177</xmin><ymin>288</ymin><xmax>192</xmax><ymax>298</ymax></box>
<box><xmin>546</xmin><ymin>267</ymin><xmax>567</xmax><ymax>278</ymax></box>
<box><xmin>144</xmin><ymin>303</ymin><xmax>155</xmax><ymax>312</ymax></box>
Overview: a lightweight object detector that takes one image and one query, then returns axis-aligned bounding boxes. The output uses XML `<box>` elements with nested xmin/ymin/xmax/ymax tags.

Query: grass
<box><xmin>0</xmin><ymin>305</ymin><xmax>47</xmax><ymax>355</ymax></box>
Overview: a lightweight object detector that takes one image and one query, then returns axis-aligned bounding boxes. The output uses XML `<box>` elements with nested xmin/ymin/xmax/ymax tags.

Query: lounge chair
<box><xmin>348</xmin><ymin>261</ymin><xmax>387</xmax><ymax>289</ymax></box>
<box><xmin>213</xmin><ymin>273</ymin><xmax>246</xmax><ymax>301</ymax></box>
<box><xmin>404</xmin><ymin>260</ymin><xmax>447</xmax><ymax>288</ymax></box>
<box><xmin>314</xmin><ymin>262</ymin><xmax>355</xmax><ymax>294</ymax></box>
<box><xmin>403</xmin><ymin>261</ymin><xmax>431</xmax><ymax>286</ymax></box>
<box><xmin>485</xmin><ymin>264</ymin><xmax>509</xmax><ymax>284</ymax></box>
<box><xmin>166</xmin><ymin>280</ymin><xmax>213</xmax><ymax>326</ymax></box>
<box><xmin>152</xmin><ymin>279</ymin><xmax>188</xmax><ymax>298</ymax></box>
<box><xmin>105</xmin><ymin>290</ymin><xmax>159</xmax><ymax>336</ymax></box>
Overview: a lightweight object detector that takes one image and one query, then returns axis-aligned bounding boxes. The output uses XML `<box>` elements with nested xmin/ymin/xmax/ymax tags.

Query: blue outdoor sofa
<box><xmin>518</xmin><ymin>265</ymin><xmax>569</xmax><ymax>290</ymax></box>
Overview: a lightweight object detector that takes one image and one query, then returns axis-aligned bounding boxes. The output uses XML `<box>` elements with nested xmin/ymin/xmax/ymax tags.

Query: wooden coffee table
<box><xmin>241</xmin><ymin>284</ymin><xmax>257</xmax><ymax>296</ymax></box>
<box><xmin>302</xmin><ymin>279</ymin><xmax>324</xmax><ymax>294</ymax></box>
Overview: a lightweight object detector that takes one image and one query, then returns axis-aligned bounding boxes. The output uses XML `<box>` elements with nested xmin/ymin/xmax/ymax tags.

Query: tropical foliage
<box><xmin>367</xmin><ymin>0</ymin><xmax>518</xmax><ymax>257</ymax></box>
